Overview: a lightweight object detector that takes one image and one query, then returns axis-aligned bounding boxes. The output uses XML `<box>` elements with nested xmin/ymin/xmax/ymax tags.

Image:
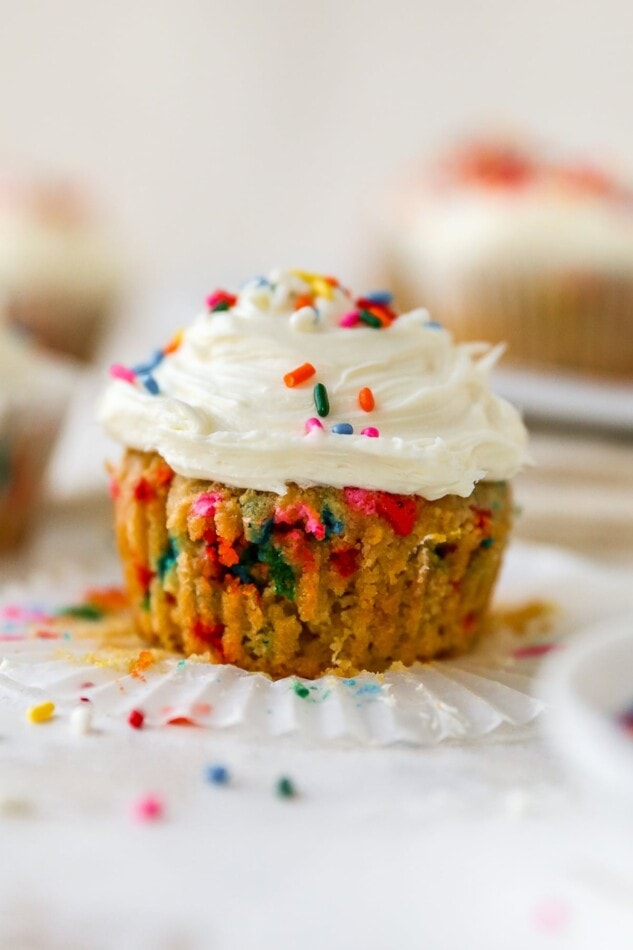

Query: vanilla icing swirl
<box><xmin>99</xmin><ymin>269</ymin><xmax>528</xmax><ymax>498</ymax></box>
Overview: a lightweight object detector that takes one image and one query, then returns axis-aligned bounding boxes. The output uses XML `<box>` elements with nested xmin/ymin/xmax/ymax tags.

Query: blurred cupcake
<box><xmin>0</xmin><ymin>178</ymin><xmax>120</xmax><ymax>362</ymax></box>
<box><xmin>380</xmin><ymin>139</ymin><xmax>633</xmax><ymax>377</ymax></box>
<box><xmin>0</xmin><ymin>328</ymin><xmax>75</xmax><ymax>549</ymax></box>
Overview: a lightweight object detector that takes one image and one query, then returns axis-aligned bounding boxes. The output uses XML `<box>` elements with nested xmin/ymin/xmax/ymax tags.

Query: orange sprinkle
<box><xmin>364</xmin><ymin>305</ymin><xmax>391</xmax><ymax>327</ymax></box>
<box><xmin>284</xmin><ymin>362</ymin><xmax>316</xmax><ymax>388</ymax></box>
<box><xmin>129</xmin><ymin>650</ymin><xmax>155</xmax><ymax>680</ymax></box>
<box><xmin>358</xmin><ymin>387</ymin><xmax>375</xmax><ymax>412</ymax></box>
<box><xmin>294</xmin><ymin>295</ymin><xmax>314</xmax><ymax>310</ymax></box>
<box><xmin>163</xmin><ymin>328</ymin><xmax>184</xmax><ymax>355</ymax></box>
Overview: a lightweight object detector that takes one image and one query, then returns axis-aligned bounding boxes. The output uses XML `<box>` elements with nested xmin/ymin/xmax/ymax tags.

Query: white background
<box><xmin>2</xmin><ymin>0</ymin><xmax>633</xmax><ymax>322</ymax></box>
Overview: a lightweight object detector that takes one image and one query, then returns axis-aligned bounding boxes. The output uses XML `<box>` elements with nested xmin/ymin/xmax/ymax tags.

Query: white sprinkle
<box><xmin>289</xmin><ymin>305</ymin><xmax>319</xmax><ymax>332</ymax></box>
<box><xmin>70</xmin><ymin>704</ymin><xmax>93</xmax><ymax>735</ymax></box>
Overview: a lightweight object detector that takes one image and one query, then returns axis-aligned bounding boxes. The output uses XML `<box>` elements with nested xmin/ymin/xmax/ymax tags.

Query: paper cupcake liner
<box><xmin>441</xmin><ymin>272</ymin><xmax>633</xmax><ymax>377</ymax></box>
<box><xmin>0</xmin><ymin>587</ymin><xmax>549</xmax><ymax>746</ymax></box>
<box><xmin>3</xmin><ymin>542</ymin><xmax>631</xmax><ymax>746</ymax></box>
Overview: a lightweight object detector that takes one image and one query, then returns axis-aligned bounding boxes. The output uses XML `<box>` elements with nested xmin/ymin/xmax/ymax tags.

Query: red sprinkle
<box><xmin>133</xmin><ymin>478</ymin><xmax>155</xmax><ymax>503</ymax></box>
<box><xmin>128</xmin><ymin>709</ymin><xmax>145</xmax><ymax>730</ymax></box>
<box><xmin>206</xmin><ymin>290</ymin><xmax>237</xmax><ymax>312</ymax></box>
<box><xmin>284</xmin><ymin>362</ymin><xmax>316</xmax><ymax>388</ymax></box>
<box><xmin>513</xmin><ymin>643</ymin><xmax>561</xmax><ymax>659</ymax></box>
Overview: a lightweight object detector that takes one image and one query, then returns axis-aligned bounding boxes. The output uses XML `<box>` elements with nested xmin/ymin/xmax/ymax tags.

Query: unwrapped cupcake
<box><xmin>100</xmin><ymin>269</ymin><xmax>528</xmax><ymax>678</ymax></box>
<box><xmin>380</xmin><ymin>140</ymin><xmax>633</xmax><ymax>377</ymax></box>
<box><xmin>0</xmin><ymin>177</ymin><xmax>120</xmax><ymax>361</ymax></box>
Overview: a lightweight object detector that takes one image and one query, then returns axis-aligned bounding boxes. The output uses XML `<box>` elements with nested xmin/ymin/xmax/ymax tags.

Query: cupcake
<box><xmin>380</xmin><ymin>139</ymin><xmax>633</xmax><ymax>377</ymax></box>
<box><xmin>99</xmin><ymin>269</ymin><xmax>528</xmax><ymax>678</ymax></box>
<box><xmin>0</xmin><ymin>327</ymin><xmax>76</xmax><ymax>549</ymax></box>
<box><xmin>0</xmin><ymin>177</ymin><xmax>120</xmax><ymax>362</ymax></box>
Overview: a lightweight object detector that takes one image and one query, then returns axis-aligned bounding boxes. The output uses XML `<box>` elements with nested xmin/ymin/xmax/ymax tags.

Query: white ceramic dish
<box><xmin>540</xmin><ymin>614</ymin><xmax>633</xmax><ymax>803</ymax></box>
<box><xmin>492</xmin><ymin>367</ymin><xmax>633</xmax><ymax>433</ymax></box>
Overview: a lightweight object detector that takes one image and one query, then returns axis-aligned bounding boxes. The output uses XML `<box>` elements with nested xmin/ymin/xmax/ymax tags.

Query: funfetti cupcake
<box><xmin>0</xmin><ymin>177</ymin><xmax>120</xmax><ymax>362</ymax></box>
<box><xmin>99</xmin><ymin>269</ymin><xmax>528</xmax><ymax>679</ymax></box>
<box><xmin>381</xmin><ymin>139</ymin><xmax>633</xmax><ymax>377</ymax></box>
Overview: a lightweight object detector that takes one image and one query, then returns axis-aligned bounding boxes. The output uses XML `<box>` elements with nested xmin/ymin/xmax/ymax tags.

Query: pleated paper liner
<box><xmin>3</xmin><ymin>542</ymin><xmax>632</xmax><ymax>746</ymax></box>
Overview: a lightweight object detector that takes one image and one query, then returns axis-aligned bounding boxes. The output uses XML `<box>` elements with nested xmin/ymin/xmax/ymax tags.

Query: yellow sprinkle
<box><xmin>290</xmin><ymin>268</ymin><xmax>320</xmax><ymax>283</ymax></box>
<box><xmin>311</xmin><ymin>277</ymin><xmax>334</xmax><ymax>300</ymax></box>
<box><xmin>27</xmin><ymin>701</ymin><xmax>55</xmax><ymax>724</ymax></box>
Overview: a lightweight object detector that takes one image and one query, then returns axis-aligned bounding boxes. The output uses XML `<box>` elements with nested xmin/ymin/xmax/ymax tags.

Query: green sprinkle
<box><xmin>177</xmin><ymin>659</ymin><xmax>186</xmax><ymax>671</ymax></box>
<box><xmin>358</xmin><ymin>309</ymin><xmax>382</xmax><ymax>329</ymax></box>
<box><xmin>293</xmin><ymin>681</ymin><xmax>310</xmax><ymax>699</ymax></box>
<box><xmin>313</xmin><ymin>382</ymin><xmax>330</xmax><ymax>418</ymax></box>
<box><xmin>212</xmin><ymin>300</ymin><xmax>231</xmax><ymax>312</ymax></box>
<box><xmin>480</xmin><ymin>537</ymin><xmax>495</xmax><ymax>549</ymax></box>
<box><xmin>57</xmin><ymin>604</ymin><xmax>103</xmax><ymax>621</ymax></box>
<box><xmin>276</xmin><ymin>776</ymin><xmax>296</xmax><ymax>799</ymax></box>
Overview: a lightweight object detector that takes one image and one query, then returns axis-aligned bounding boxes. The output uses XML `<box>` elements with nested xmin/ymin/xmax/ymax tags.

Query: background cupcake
<box><xmin>100</xmin><ymin>269</ymin><xmax>528</xmax><ymax>678</ymax></box>
<box><xmin>0</xmin><ymin>177</ymin><xmax>120</xmax><ymax>362</ymax></box>
<box><xmin>0</xmin><ymin>327</ymin><xmax>76</xmax><ymax>549</ymax></box>
<box><xmin>379</xmin><ymin>139</ymin><xmax>633</xmax><ymax>377</ymax></box>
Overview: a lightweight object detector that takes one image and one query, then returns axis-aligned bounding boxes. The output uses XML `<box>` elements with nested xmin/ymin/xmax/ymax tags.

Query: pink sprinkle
<box><xmin>305</xmin><ymin>417</ymin><xmax>324</xmax><ymax>433</ymax></box>
<box><xmin>339</xmin><ymin>310</ymin><xmax>359</xmax><ymax>328</ymax></box>
<box><xmin>131</xmin><ymin>794</ymin><xmax>163</xmax><ymax>823</ymax></box>
<box><xmin>513</xmin><ymin>642</ymin><xmax>560</xmax><ymax>659</ymax></box>
<box><xmin>533</xmin><ymin>898</ymin><xmax>571</xmax><ymax>934</ymax></box>
<box><xmin>191</xmin><ymin>491</ymin><xmax>222</xmax><ymax>518</ymax></box>
<box><xmin>275</xmin><ymin>502</ymin><xmax>325</xmax><ymax>540</ymax></box>
<box><xmin>109</xmin><ymin>363</ymin><xmax>136</xmax><ymax>384</ymax></box>
<box><xmin>343</xmin><ymin>487</ymin><xmax>377</xmax><ymax>516</ymax></box>
<box><xmin>361</xmin><ymin>427</ymin><xmax>379</xmax><ymax>438</ymax></box>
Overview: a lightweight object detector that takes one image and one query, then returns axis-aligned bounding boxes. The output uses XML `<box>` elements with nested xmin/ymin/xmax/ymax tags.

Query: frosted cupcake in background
<box><xmin>379</xmin><ymin>139</ymin><xmax>633</xmax><ymax>377</ymax></box>
<box><xmin>0</xmin><ymin>328</ymin><xmax>76</xmax><ymax>549</ymax></box>
<box><xmin>100</xmin><ymin>269</ymin><xmax>528</xmax><ymax>678</ymax></box>
<box><xmin>0</xmin><ymin>177</ymin><xmax>120</xmax><ymax>362</ymax></box>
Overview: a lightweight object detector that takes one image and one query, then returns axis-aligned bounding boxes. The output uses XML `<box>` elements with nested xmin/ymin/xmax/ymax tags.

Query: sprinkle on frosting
<box><xmin>284</xmin><ymin>362</ymin><xmax>316</xmax><ymax>388</ymax></box>
<box><xmin>99</xmin><ymin>268</ymin><xmax>529</xmax><ymax>498</ymax></box>
<box><xmin>358</xmin><ymin>387</ymin><xmax>375</xmax><ymax>412</ymax></box>
<box><xmin>313</xmin><ymin>382</ymin><xmax>330</xmax><ymax>418</ymax></box>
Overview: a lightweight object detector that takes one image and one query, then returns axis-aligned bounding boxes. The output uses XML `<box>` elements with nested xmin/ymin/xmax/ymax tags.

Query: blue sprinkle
<box><xmin>480</xmin><ymin>537</ymin><xmax>495</xmax><ymax>549</ymax></box>
<box><xmin>132</xmin><ymin>350</ymin><xmax>164</xmax><ymax>375</ymax></box>
<box><xmin>331</xmin><ymin>423</ymin><xmax>353</xmax><ymax>435</ymax></box>
<box><xmin>142</xmin><ymin>374</ymin><xmax>160</xmax><ymax>395</ymax></box>
<box><xmin>364</xmin><ymin>290</ymin><xmax>393</xmax><ymax>305</ymax></box>
<box><xmin>425</xmin><ymin>321</ymin><xmax>443</xmax><ymax>330</ymax></box>
<box><xmin>206</xmin><ymin>764</ymin><xmax>230</xmax><ymax>785</ymax></box>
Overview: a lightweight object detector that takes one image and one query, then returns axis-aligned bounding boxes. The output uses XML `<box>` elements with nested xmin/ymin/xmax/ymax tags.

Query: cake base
<box><xmin>111</xmin><ymin>450</ymin><xmax>512</xmax><ymax>678</ymax></box>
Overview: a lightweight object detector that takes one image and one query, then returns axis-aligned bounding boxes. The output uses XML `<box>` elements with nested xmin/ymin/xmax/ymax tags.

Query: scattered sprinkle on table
<box><xmin>206</xmin><ymin>764</ymin><xmax>230</xmax><ymax>786</ymax></box>
<box><xmin>128</xmin><ymin>709</ymin><xmax>145</xmax><ymax>729</ymax></box>
<box><xmin>70</xmin><ymin>704</ymin><xmax>93</xmax><ymax>735</ymax></box>
<box><xmin>131</xmin><ymin>794</ymin><xmax>163</xmax><ymax>823</ymax></box>
<box><xmin>276</xmin><ymin>776</ymin><xmax>297</xmax><ymax>799</ymax></box>
<box><xmin>27</xmin><ymin>701</ymin><xmax>55</xmax><ymax>724</ymax></box>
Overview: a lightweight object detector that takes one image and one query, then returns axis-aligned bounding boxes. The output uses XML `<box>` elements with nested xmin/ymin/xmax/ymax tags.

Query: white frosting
<box><xmin>99</xmin><ymin>270</ymin><xmax>528</xmax><ymax>498</ymax></box>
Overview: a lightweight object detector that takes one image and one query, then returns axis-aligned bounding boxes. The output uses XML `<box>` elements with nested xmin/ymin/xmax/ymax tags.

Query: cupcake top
<box><xmin>386</xmin><ymin>140</ymin><xmax>633</xmax><ymax>289</ymax></box>
<box><xmin>99</xmin><ymin>268</ymin><xmax>528</xmax><ymax>499</ymax></box>
<box><xmin>0</xmin><ymin>178</ymin><xmax>119</xmax><ymax>303</ymax></box>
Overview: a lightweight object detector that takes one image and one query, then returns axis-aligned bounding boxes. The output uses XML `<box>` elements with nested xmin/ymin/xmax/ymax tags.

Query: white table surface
<box><xmin>1</xmin><ymin>490</ymin><xmax>633</xmax><ymax>950</ymax></box>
